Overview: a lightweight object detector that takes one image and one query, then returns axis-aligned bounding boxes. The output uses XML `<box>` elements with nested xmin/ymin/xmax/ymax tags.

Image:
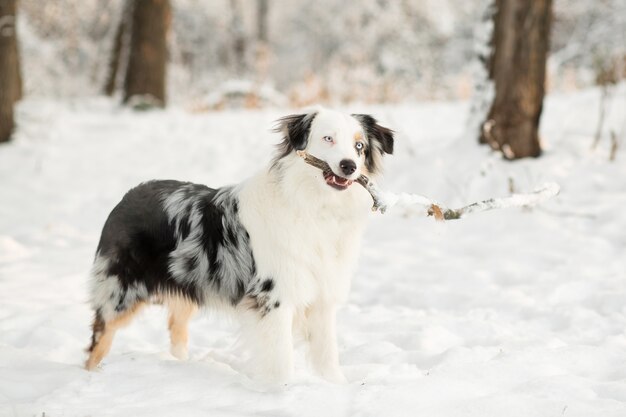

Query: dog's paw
<box><xmin>248</xmin><ymin>361</ymin><xmax>294</xmax><ymax>386</ymax></box>
<box><xmin>320</xmin><ymin>367</ymin><xmax>348</xmax><ymax>384</ymax></box>
<box><xmin>170</xmin><ymin>344</ymin><xmax>189</xmax><ymax>361</ymax></box>
<box><xmin>84</xmin><ymin>360</ymin><xmax>101</xmax><ymax>372</ymax></box>
<box><xmin>262</xmin><ymin>366</ymin><xmax>294</xmax><ymax>385</ymax></box>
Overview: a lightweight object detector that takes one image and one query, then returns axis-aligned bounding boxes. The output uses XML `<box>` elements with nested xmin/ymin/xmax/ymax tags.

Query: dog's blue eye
<box><xmin>355</xmin><ymin>142</ymin><xmax>364</xmax><ymax>150</ymax></box>
<box><xmin>323</xmin><ymin>136</ymin><xmax>333</xmax><ymax>143</ymax></box>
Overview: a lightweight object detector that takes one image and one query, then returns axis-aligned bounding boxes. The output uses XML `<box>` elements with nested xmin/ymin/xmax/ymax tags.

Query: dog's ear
<box><xmin>352</xmin><ymin>114</ymin><xmax>394</xmax><ymax>155</ymax></box>
<box><xmin>274</xmin><ymin>112</ymin><xmax>317</xmax><ymax>151</ymax></box>
<box><xmin>272</xmin><ymin>112</ymin><xmax>317</xmax><ymax>166</ymax></box>
<box><xmin>352</xmin><ymin>114</ymin><xmax>394</xmax><ymax>174</ymax></box>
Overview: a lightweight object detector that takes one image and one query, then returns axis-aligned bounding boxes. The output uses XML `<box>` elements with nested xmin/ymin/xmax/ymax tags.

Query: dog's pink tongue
<box><xmin>324</xmin><ymin>172</ymin><xmax>353</xmax><ymax>188</ymax></box>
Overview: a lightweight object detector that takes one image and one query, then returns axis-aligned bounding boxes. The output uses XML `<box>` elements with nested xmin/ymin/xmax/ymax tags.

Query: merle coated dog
<box><xmin>85</xmin><ymin>107</ymin><xmax>394</xmax><ymax>383</ymax></box>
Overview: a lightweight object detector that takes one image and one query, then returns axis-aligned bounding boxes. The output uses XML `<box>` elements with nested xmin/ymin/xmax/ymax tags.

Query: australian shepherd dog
<box><xmin>85</xmin><ymin>108</ymin><xmax>394</xmax><ymax>383</ymax></box>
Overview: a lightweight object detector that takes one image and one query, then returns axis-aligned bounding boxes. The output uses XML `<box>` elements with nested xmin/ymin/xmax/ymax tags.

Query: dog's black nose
<box><xmin>339</xmin><ymin>159</ymin><xmax>357</xmax><ymax>176</ymax></box>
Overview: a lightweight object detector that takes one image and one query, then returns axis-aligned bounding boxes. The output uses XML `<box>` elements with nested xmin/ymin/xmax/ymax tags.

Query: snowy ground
<box><xmin>1</xmin><ymin>86</ymin><xmax>625</xmax><ymax>417</ymax></box>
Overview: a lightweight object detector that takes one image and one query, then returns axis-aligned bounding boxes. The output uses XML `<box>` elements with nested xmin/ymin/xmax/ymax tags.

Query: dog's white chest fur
<box><xmin>237</xmin><ymin>156</ymin><xmax>371</xmax><ymax>308</ymax></box>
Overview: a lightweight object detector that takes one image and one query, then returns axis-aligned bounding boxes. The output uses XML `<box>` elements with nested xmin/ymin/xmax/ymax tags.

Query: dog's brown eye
<box><xmin>323</xmin><ymin>136</ymin><xmax>333</xmax><ymax>143</ymax></box>
<box><xmin>355</xmin><ymin>142</ymin><xmax>364</xmax><ymax>150</ymax></box>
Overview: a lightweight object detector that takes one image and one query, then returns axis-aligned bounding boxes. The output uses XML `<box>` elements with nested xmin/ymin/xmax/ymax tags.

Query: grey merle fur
<box><xmin>91</xmin><ymin>180</ymin><xmax>278</xmax><ymax>319</ymax></box>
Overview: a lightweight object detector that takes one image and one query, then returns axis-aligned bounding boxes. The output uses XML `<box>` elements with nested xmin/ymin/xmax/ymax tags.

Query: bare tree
<box><xmin>10</xmin><ymin>2</ymin><xmax>21</xmax><ymax>102</ymax></box>
<box><xmin>0</xmin><ymin>0</ymin><xmax>21</xmax><ymax>143</ymax></box>
<box><xmin>468</xmin><ymin>0</ymin><xmax>497</xmax><ymax>142</ymax></box>
<box><xmin>254</xmin><ymin>0</ymin><xmax>270</xmax><ymax>81</ymax></box>
<box><xmin>479</xmin><ymin>0</ymin><xmax>552</xmax><ymax>159</ymax></box>
<box><xmin>103</xmin><ymin>2</ymin><xmax>132</xmax><ymax>96</ymax></box>
<box><xmin>230</xmin><ymin>0</ymin><xmax>246</xmax><ymax>76</ymax></box>
<box><xmin>13</xmin><ymin>33</ymin><xmax>21</xmax><ymax>101</ymax></box>
<box><xmin>123</xmin><ymin>0</ymin><xmax>170</xmax><ymax>107</ymax></box>
<box><xmin>257</xmin><ymin>0</ymin><xmax>268</xmax><ymax>44</ymax></box>
<box><xmin>591</xmin><ymin>53</ymin><xmax>620</xmax><ymax>150</ymax></box>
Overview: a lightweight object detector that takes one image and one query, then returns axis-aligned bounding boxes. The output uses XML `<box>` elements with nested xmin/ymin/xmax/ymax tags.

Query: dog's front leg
<box><xmin>245</xmin><ymin>305</ymin><xmax>295</xmax><ymax>384</ymax></box>
<box><xmin>306</xmin><ymin>301</ymin><xmax>347</xmax><ymax>383</ymax></box>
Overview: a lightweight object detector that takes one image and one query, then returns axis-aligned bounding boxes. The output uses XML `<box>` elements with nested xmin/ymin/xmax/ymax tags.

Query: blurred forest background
<box><xmin>6</xmin><ymin>0</ymin><xmax>626</xmax><ymax>99</ymax></box>
<box><xmin>1</xmin><ymin>0</ymin><xmax>625</xmax><ymax>157</ymax></box>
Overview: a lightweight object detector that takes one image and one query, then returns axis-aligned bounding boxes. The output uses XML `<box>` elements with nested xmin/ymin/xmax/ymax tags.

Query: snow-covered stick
<box><xmin>297</xmin><ymin>151</ymin><xmax>560</xmax><ymax>220</ymax></box>
<box><xmin>383</xmin><ymin>183</ymin><xmax>561</xmax><ymax>220</ymax></box>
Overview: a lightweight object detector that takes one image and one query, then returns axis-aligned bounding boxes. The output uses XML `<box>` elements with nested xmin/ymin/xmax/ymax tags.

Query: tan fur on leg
<box><xmin>85</xmin><ymin>302</ymin><xmax>145</xmax><ymax>370</ymax></box>
<box><xmin>166</xmin><ymin>295</ymin><xmax>197</xmax><ymax>360</ymax></box>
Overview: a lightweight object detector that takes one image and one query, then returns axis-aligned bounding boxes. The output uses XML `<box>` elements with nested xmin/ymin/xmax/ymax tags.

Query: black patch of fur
<box><xmin>352</xmin><ymin>114</ymin><xmax>395</xmax><ymax>174</ymax></box>
<box><xmin>261</xmin><ymin>279</ymin><xmax>274</xmax><ymax>292</ymax></box>
<box><xmin>196</xmin><ymin>192</ymin><xmax>228</xmax><ymax>277</ymax></box>
<box><xmin>185</xmin><ymin>254</ymin><xmax>198</xmax><ymax>273</ymax></box>
<box><xmin>272</xmin><ymin>112</ymin><xmax>317</xmax><ymax>164</ymax></box>
<box><xmin>246</xmin><ymin>277</ymin><xmax>279</xmax><ymax>317</ymax></box>
<box><xmin>97</xmin><ymin>180</ymin><xmax>185</xmax><ymax>300</ymax></box>
<box><xmin>177</xmin><ymin>204</ymin><xmax>193</xmax><ymax>240</ymax></box>
<box><xmin>88</xmin><ymin>309</ymin><xmax>105</xmax><ymax>353</ymax></box>
<box><xmin>234</xmin><ymin>279</ymin><xmax>246</xmax><ymax>305</ymax></box>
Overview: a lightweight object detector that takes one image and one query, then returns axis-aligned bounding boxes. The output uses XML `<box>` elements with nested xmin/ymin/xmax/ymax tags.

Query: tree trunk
<box><xmin>13</xmin><ymin>37</ymin><xmax>21</xmax><ymax>101</ymax></box>
<box><xmin>468</xmin><ymin>0</ymin><xmax>496</xmax><ymax>144</ymax></box>
<box><xmin>103</xmin><ymin>1</ymin><xmax>131</xmax><ymax>96</ymax></box>
<box><xmin>11</xmin><ymin>6</ymin><xmax>21</xmax><ymax>102</ymax></box>
<box><xmin>479</xmin><ymin>0</ymin><xmax>552</xmax><ymax>159</ymax></box>
<box><xmin>230</xmin><ymin>0</ymin><xmax>246</xmax><ymax>76</ymax></box>
<box><xmin>257</xmin><ymin>0</ymin><xmax>268</xmax><ymax>44</ymax></box>
<box><xmin>254</xmin><ymin>0</ymin><xmax>270</xmax><ymax>81</ymax></box>
<box><xmin>0</xmin><ymin>0</ymin><xmax>20</xmax><ymax>143</ymax></box>
<box><xmin>123</xmin><ymin>0</ymin><xmax>169</xmax><ymax>107</ymax></box>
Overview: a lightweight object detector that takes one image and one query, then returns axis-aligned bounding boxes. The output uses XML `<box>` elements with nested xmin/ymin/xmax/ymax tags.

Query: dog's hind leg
<box><xmin>166</xmin><ymin>295</ymin><xmax>197</xmax><ymax>360</ymax></box>
<box><xmin>85</xmin><ymin>301</ymin><xmax>145</xmax><ymax>370</ymax></box>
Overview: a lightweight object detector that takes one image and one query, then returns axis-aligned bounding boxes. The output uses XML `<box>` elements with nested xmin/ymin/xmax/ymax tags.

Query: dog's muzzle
<box><xmin>323</xmin><ymin>171</ymin><xmax>353</xmax><ymax>191</ymax></box>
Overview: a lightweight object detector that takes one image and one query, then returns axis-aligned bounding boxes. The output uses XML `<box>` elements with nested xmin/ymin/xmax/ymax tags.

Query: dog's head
<box><xmin>273</xmin><ymin>108</ymin><xmax>394</xmax><ymax>191</ymax></box>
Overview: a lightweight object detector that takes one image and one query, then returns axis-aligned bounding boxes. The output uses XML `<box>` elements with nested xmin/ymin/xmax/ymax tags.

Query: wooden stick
<box><xmin>297</xmin><ymin>150</ymin><xmax>420</xmax><ymax>214</ymax></box>
<box><xmin>296</xmin><ymin>151</ymin><xmax>559</xmax><ymax>221</ymax></box>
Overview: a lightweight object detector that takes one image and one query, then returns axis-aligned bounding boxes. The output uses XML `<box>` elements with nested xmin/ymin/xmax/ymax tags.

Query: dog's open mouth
<box><xmin>323</xmin><ymin>171</ymin><xmax>353</xmax><ymax>191</ymax></box>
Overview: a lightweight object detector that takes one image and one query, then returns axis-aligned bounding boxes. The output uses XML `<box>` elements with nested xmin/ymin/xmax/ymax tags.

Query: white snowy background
<box><xmin>1</xmin><ymin>0</ymin><xmax>626</xmax><ymax>416</ymax></box>
<box><xmin>1</xmin><ymin>85</ymin><xmax>624</xmax><ymax>416</ymax></box>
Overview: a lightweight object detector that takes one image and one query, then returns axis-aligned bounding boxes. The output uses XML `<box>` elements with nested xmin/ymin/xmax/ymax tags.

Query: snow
<box><xmin>1</xmin><ymin>85</ymin><xmax>626</xmax><ymax>416</ymax></box>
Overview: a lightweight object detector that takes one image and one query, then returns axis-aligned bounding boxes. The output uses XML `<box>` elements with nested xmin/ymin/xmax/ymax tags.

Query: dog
<box><xmin>85</xmin><ymin>107</ymin><xmax>394</xmax><ymax>383</ymax></box>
